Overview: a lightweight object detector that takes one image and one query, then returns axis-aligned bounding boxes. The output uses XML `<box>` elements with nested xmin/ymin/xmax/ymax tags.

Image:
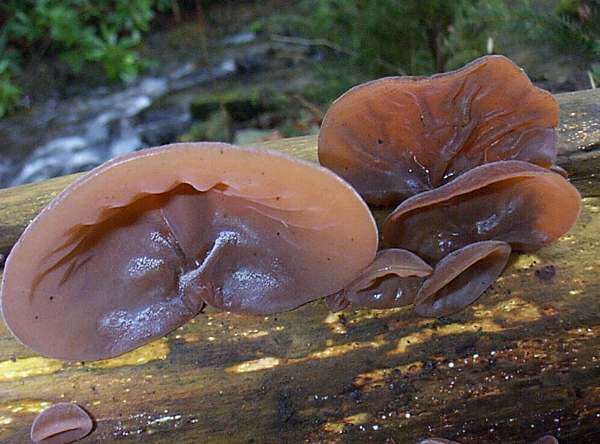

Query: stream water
<box><xmin>0</xmin><ymin>31</ymin><xmax>285</xmax><ymax>188</ymax></box>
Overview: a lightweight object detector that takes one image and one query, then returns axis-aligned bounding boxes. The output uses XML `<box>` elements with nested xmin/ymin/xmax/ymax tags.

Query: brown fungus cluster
<box><xmin>319</xmin><ymin>55</ymin><xmax>559</xmax><ymax>207</ymax></box>
<box><xmin>1</xmin><ymin>143</ymin><xmax>377</xmax><ymax>361</ymax></box>
<box><xmin>320</xmin><ymin>55</ymin><xmax>581</xmax><ymax>316</ymax></box>
<box><xmin>0</xmin><ymin>55</ymin><xmax>583</xmax><ymax>442</ymax></box>
<box><xmin>383</xmin><ymin>160</ymin><xmax>581</xmax><ymax>263</ymax></box>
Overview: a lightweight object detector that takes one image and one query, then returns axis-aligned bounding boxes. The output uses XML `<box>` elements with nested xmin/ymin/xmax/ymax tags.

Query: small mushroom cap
<box><xmin>324</xmin><ymin>290</ymin><xmax>350</xmax><ymax>312</ymax></box>
<box><xmin>1</xmin><ymin>143</ymin><xmax>377</xmax><ymax>361</ymax></box>
<box><xmin>414</xmin><ymin>241</ymin><xmax>511</xmax><ymax>317</ymax></box>
<box><xmin>318</xmin><ymin>55</ymin><xmax>558</xmax><ymax>206</ymax></box>
<box><xmin>337</xmin><ymin>248</ymin><xmax>432</xmax><ymax>309</ymax></box>
<box><xmin>30</xmin><ymin>403</ymin><xmax>93</xmax><ymax>444</ymax></box>
<box><xmin>383</xmin><ymin>160</ymin><xmax>581</xmax><ymax>263</ymax></box>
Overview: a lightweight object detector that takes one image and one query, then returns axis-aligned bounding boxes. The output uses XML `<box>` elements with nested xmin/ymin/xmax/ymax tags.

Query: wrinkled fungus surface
<box><xmin>383</xmin><ymin>160</ymin><xmax>581</xmax><ymax>263</ymax></box>
<box><xmin>30</xmin><ymin>403</ymin><xmax>93</xmax><ymax>444</ymax></box>
<box><xmin>328</xmin><ymin>248</ymin><xmax>432</xmax><ymax>310</ymax></box>
<box><xmin>414</xmin><ymin>241</ymin><xmax>511</xmax><ymax>317</ymax></box>
<box><xmin>1</xmin><ymin>143</ymin><xmax>377</xmax><ymax>361</ymax></box>
<box><xmin>318</xmin><ymin>55</ymin><xmax>559</xmax><ymax>206</ymax></box>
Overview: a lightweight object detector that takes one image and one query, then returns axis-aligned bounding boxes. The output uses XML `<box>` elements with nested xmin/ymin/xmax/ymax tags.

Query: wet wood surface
<box><xmin>0</xmin><ymin>89</ymin><xmax>599</xmax><ymax>443</ymax></box>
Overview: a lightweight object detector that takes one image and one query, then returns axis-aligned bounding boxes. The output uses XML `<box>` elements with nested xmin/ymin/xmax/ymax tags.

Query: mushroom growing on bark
<box><xmin>318</xmin><ymin>55</ymin><xmax>559</xmax><ymax>206</ymax></box>
<box><xmin>382</xmin><ymin>161</ymin><xmax>581</xmax><ymax>264</ymax></box>
<box><xmin>0</xmin><ymin>143</ymin><xmax>377</xmax><ymax>361</ymax></box>
<box><xmin>414</xmin><ymin>241</ymin><xmax>511</xmax><ymax>317</ymax></box>
<box><xmin>326</xmin><ymin>248</ymin><xmax>432</xmax><ymax>311</ymax></box>
<box><xmin>30</xmin><ymin>403</ymin><xmax>93</xmax><ymax>444</ymax></box>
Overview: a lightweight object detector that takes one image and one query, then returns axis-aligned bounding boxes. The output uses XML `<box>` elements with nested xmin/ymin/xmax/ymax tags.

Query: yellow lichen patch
<box><xmin>88</xmin><ymin>339</ymin><xmax>169</xmax><ymax>369</ymax></box>
<box><xmin>241</xmin><ymin>329</ymin><xmax>269</xmax><ymax>339</ymax></box>
<box><xmin>298</xmin><ymin>338</ymin><xmax>385</xmax><ymax>361</ymax></box>
<box><xmin>390</xmin><ymin>320</ymin><xmax>503</xmax><ymax>355</ymax></box>
<box><xmin>511</xmin><ymin>254</ymin><xmax>542</xmax><ymax>270</ymax></box>
<box><xmin>347</xmin><ymin>307</ymin><xmax>407</xmax><ymax>325</ymax></box>
<box><xmin>438</xmin><ymin>320</ymin><xmax>503</xmax><ymax>335</ymax></box>
<box><xmin>582</xmin><ymin>197</ymin><xmax>600</xmax><ymax>213</ymax></box>
<box><xmin>181</xmin><ymin>333</ymin><xmax>202</xmax><ymax>343</ymax></box>
<box><xmin>494</xmin><ymin>297</ymin><xmax>542</xmax><ymax>323</ymax></box>
<box><xmin>392</xmin><ymin>330</ymin><xmax>434</xmax><ymax>355</ymax></box>
<box><xmin>471</xmin><ymin>304</ymin><xmax>494</xmax><ymax>319</ymax></box>
<box><xmin>324</xmin><ymin>312</ymin><xmax>347</xmax><ymax>334</ymax></box>
<box><xmin>0</xmin><ymin>357</ymin><xmax>63</xmax><ymax>382</ymax></box>
<box><xmin>558</xmin><ymin>234</ymin><xmax>575</xmax><ymax>243</ymax></box>
<box><xmin>322</xmin><ymin>421</ymin><xmax>345</xmax><ymax>434</ymax></box>
<box><xmin>0</xmin><ymin>400</ymin><xmax>51</xmax><ymax>415</ymax></box>
<box><xmin>567</xmin><ymin>326</ymin><xmax>600</xmax><ymax>338</ymax></box>
<box><xmin>321</xmin><ymin>412</ymin><xmax>372</xmax><ymax>434</ymax></box>
<box><xmin>343</xmin><ymin>412</ymin><xmax>372</xmax><ymax>425</ymax></box>
<box><xmin>226</xmin><ymin>338</ymin><xmax>386</xmax><ymax>373</ymax></box>
<box><xmin>354</xmin><ymin>361</ymin><xmax>423</xmax><ymax>391</ymax></box>
<box><xmin>226</xmin><ymin>357</ymin><xmax>281</xmax><ymax>373</ymax></box>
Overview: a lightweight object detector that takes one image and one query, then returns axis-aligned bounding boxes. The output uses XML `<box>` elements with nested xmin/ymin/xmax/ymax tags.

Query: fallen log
<box><xmin>0</xmin><ymin>89</ymin><xmax>598</xmax><ymax>443</ymax></box>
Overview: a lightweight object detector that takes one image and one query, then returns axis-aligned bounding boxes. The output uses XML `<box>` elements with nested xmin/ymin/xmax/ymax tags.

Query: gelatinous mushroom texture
<box><xmin>1</xmin><ymin>143</ymin><xmax>377</xmax><ymax>361</ymax></box>
<box><xmin>327</xmin><ymin>249</ymin><xmax>432</xmax><ymax>311</ymax></box>
<box><xmin>383</xmin><ymin>160</ymin><xmax>581</xmax><ymax>264</ymax></box>
<box><xmin>414</xmin><ymin>241</ymin><xmax>511</xmax><ymax>317</ymax></box>
<box><xmin>30</xmin><ymin>403</ymin><xmax>93</xmax><ymax>444</ymax></box>
<box><xmin>318</xmin><ymin>55</ymin><xmax>559</xmax><ymax>206</ymax></box>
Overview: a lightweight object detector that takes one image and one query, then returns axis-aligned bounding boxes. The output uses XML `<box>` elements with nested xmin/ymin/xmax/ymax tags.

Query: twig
<box><xmin>588</xmin><ymin>70</ymin><xmax>596</xmax><ymax>89</ymax></box>
<box><xmin>289</xmin><ymin>93</ymin><xmax>324</xmax><ymax>122</ymax></box>
<box><xmin>270</xmin><ymin>34</ymin><xmax>406</xmax><ymax>75</ymax></box>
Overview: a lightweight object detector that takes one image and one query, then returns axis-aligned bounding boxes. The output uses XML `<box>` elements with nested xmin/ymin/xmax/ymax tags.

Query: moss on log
<box><xmin>0</xmin><ymin>89</ymin><xmax>599</xmax><ymax>443</ymax></box>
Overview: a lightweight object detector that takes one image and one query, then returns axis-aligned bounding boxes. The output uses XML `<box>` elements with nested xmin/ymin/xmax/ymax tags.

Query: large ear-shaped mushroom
<box><xmin>414</xmin><ymin>241</ymin><xmax>511</xmax><ymax>317</ymax></box>
<box><xmin>328</xmin><ymin>249</ymin><xmax>432</xmax><ymax>310</ymax></box>
<box><xmin>382</xmin><ymin>160</ymin><xmax>581</xmax><ymax>263</ymax></box>
<box><xmin>1</xmin><ymin>143</ymin><xmax>378</xmax><ymax>361</ymax></box>
<box><xmin>30</xmin><ymin>403</ymin><xmax>93</xmax><ymax>444</ymax></box>
<box><xmin>318</xmin><ymin>55</ymin><xmax>559</xmax><ymax>206</ymax></box>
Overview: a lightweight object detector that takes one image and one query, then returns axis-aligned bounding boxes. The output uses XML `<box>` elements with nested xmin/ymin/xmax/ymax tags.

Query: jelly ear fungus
<box><xmin>382</xmin><ymin>160</ymin><xmax>581</xmax><ymax>264</ymax></box>
<box><xmin>30</xmin><ymin>403</ymin><xmax>93</xmax><ymax>444</ymax></box>
<box><xmin>414</xmin><ymin>241</ymin><xmax>511</xmax><ymax>317</ymax></box>
<box><xmin>0</xmin><ymin>143</ymin><xmax>378</xmax><ymax>361</ymax></box>
<box><xmin>318</xmin><ymin>55</ymin><xmax>559</xmax><ymax>206</ymax></box>
<box><xmin>327</xmin><ymin>248</ymin><xmax>432</xmax><ymax>311</ymax></box>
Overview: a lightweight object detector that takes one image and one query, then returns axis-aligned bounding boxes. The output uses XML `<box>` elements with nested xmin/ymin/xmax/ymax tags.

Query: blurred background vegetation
<box><xmin>258</xmin><ymin>0</ymin><xmax>600</xmax><ymax>100</ymax></box>
<box><xmin>0</xmin><ymin>0</ymin><xmax>598</xmax><ymax>117</ymax></box>
<box><xmin>0</xmin><ymin>0</ymin><xmax>598</xmax><ymax>187</ymax></box>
